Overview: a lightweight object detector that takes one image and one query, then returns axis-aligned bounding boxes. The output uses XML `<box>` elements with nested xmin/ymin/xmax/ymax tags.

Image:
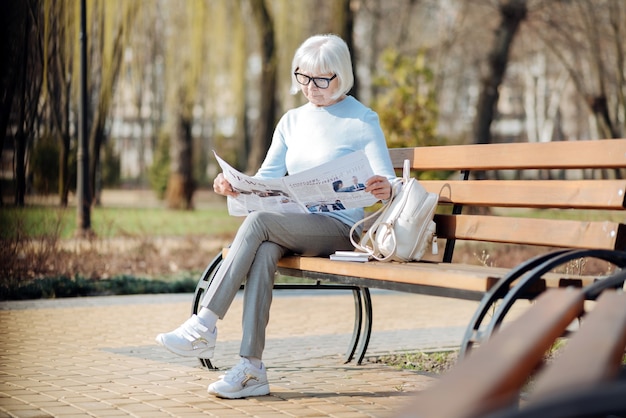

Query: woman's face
<box><xmin>295</xmin><ymin>70</ymin><xmax>342</xmax><ymax>107</ymax></box>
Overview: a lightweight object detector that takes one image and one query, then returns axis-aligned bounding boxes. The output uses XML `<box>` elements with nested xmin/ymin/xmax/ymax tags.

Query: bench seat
<box><xmin>275</xmin><ymin>255</ymin><xmax>598</xmax><ymax>299</ymax></box>
<box><xmin>215</xmin><ymin>249</ymin><xmax>598</xmax><ymax>300</ymax></box>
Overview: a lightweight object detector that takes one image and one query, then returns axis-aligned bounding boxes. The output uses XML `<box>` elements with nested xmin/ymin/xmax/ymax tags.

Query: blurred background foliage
<box><xmin>372</xmin><ymin>48</ymin><xmax>439</xmax><ymax>149</ymax></box>
<box><xmin>1</xmin><ymin>0</ymin><xmax>625</xmax><ymax>220</ymax></box>
<box><xmin>3</xmin><ymin>0</ymin><xmax>625</xmax><ymax>297</ymax></box>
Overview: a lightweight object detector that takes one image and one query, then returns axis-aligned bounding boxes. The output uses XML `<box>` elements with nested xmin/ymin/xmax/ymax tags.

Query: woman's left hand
<box><xmin>365</xmin><ymin>175</ymin><xmax>392</xmax><ymax>201</ymax></box>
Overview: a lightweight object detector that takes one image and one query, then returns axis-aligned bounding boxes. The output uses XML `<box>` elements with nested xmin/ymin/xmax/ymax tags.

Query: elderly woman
<box><xmin>156</xmin><ymin>34</ymin><xmax>396</xmax><ymax>399</ymax></box>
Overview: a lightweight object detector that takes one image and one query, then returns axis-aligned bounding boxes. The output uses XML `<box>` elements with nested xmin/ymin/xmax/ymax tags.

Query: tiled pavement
<box><xmin>0</xmin><ymin>290</ymin><xmax>518</xmax><ymax>417</ymax></box>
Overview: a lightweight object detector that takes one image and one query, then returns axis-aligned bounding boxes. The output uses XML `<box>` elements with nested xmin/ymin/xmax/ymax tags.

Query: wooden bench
<box><xmin>192</xmin><ymin>139</ymin><xmax>626</xmax><ymax>369</ymax></box>
<box><xmin>394</xmin><ymin>270</ymin><xmax>626</xmax><ymax>418</ymax></box>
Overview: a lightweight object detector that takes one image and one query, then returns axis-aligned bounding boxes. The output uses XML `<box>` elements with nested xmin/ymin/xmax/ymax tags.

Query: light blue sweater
<box><xmin>255</xmin><ymin>96</ymin><xmax>396</xmax><ymax>226</ymax></box>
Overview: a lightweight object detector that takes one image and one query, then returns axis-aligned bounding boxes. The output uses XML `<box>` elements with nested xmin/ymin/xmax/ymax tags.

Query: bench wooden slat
<box><xmin>277</xmin><ymin>258</ymin><xmax>597</xmax><ymax>292</ymax></box>
<box><xmin>274</xmin><ymin>254</ymin><xmax>506</xmax><ymax>292</ymax></box>
<box><xmin>528</xmin><ymin>290</ymin><xmax>626</xmax><ymax>402</ymax></box>
<box><xmin>223</xmin><ymin>249</ymin><xmax>597</xmax><ymax>294</ymax></box>
<box><xmin>390</xmin><ymin>139</ymin><xmax>626</xmax><ymax>171</ymax></box>
<box><xmin>435</xmin><ymin>214</ymin><xmax>625</xmax><ymax>250</ymax></box>
<box><xmin>279</xmin><ymin>256</ymin><xmax>597</xmax><ymax>292</ymax></box>
<box><xmin>423</xmin><ymin>180</ymin><xmax>626</xmax><ymax>209</ymax></box>
<box><xmin>399</xmin><ymin>289</ymin><xmax>585</xmax><ymax>418</ymax></box>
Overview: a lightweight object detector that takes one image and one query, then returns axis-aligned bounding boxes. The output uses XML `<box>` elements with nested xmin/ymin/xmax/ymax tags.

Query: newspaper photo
<box><xmin>214</xmin><ymin>150</ymin><xmax>379</xmax><ymax>216</ymax></box>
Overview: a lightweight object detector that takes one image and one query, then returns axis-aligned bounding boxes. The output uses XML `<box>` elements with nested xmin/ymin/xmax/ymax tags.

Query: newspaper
<box><xmin>214</xmin><ymin>150</ymin><xmax>378</xmax><ymax>216</ymax></box>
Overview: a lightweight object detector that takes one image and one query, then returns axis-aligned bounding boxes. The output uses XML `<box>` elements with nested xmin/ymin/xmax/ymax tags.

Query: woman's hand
<box><xmin>365</xmin><ymin>175</ymin><xmax>392</xmax><ymax>201</ymax></box>
<box><xmin>213</xmin><ymin>173</ymin><xmax>239</xmax><ymax>197</ymax></box>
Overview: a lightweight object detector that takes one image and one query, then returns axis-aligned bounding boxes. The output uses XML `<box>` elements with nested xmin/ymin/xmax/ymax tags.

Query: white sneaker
<box><xmin>155</xmin><ymin>315</ymin><xmax>217</xmax><ymax>358</ymax></box>
<box><xmin>208</xmin><ymin>358</ymin><xmax>270</xmax><ymax>399</ymax></box>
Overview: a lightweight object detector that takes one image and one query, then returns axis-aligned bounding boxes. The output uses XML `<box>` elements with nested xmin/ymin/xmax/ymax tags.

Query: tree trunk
<box><xmin>0</xmin><ymin>1</ymin><xmax>25</xmax><ymax>206</ymax></box>
<box><xmin>247</xmin><ymin>0</ymin><xmax>277</xmax><ymax>172</ymax></box>
<box><xmin>472</xmin><ymin>0</ymin><xmax>527</xmax><ymax>180</ymax></box>
<box><xmin>14</xmin><ymin>3</ymin><xmax>32</xmax><ymax>207</ymax></box>
<box><xmin>59</xmin><ymin>130</ymin><xmax>70</xmax><ymax>206</ymax></box>
<box><xmin>85</xmin><ymin>1</ymin><xmax>134</xmax><ymax>206</ymax></box>
<box><xmin>166</xmin><ymin>114</ymin><xmax>195</xmax><ymax>210</ymax></box>
<box><xmin>473</xmin><ymin>0</ymin><xmax>527</xmax><ymax>146</ymax></box>
<box><xmin>48</xmin><ymin>47</ymin><xmax>73</xmax><ymax>207</ymax></box>
<box><xmin>58</xmin><ymin>78</ymin><xmax>72</xmax><ymax>206</ymax></box>
<box><xmin>336</xmin><ymin>0</ymin><xmax>357</xmax><ymax>98</ymax></box>
<box><xmin>89</xmin><ymin>118</ymin><xmax>105</xmax><ymax>206</ymax></box>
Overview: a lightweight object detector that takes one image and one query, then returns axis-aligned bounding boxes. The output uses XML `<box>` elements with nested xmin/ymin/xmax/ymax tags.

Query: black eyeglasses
<box><xmin>294</xmin><ymin>72</ymin><xmax>337</xmax><ymax>89</ymax></box>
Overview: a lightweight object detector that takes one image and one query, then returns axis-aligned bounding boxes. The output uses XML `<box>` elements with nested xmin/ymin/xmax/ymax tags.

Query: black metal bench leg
<box><xmin>191</xmin><ymin>252</ymin><xmax>223</xmax><ymax>370</ymax></box>
<box><xmin>459</xmin><ymin>249</ymin><xmax>571</xmax><ymax>359</ymax></box>
<box><xmin>343</xmin><ymin>287</ymin><xmax>363</xmax><ymax>363</ymax></box>
<box><xmin>461</xmin><ymin>249</ymin><xmax>626</xmax><ymax>359</ymax></box>
<box><xmin>484</xmin><ymin>249</ymin><xmax>626</xmax><ymax>339</ymax></box>
<box><xmin>355</xmin><ymin>287</ymin><xmax>372</xmax><ymax>365</ymax></box>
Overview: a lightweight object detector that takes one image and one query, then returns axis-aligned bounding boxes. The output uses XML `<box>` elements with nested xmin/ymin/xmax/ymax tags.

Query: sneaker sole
<box><xmin>209</xmin><ymin>383</ymin><xmax>270</xmax><ymax>399</ymax></box>
<box><xmin>155</xmin><ymin>334</ymin><xmax>215</xmax><ymax>358</ymax></box>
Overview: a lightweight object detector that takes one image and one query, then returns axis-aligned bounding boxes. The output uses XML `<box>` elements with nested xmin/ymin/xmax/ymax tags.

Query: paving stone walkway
<box><xmin>0</xmin><ymin>290</ymin><xmax>515</xmax><ymax>417</ymax></box>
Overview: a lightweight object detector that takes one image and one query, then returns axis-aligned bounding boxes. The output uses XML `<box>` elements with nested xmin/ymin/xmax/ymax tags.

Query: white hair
<box><xmin>290</xmin><ymin>34</ymin><xmax>354</xmax><ymax>100</ymax></box>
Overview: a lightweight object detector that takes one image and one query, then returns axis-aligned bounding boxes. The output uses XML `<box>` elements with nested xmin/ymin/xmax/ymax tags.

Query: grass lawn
<box><xmin>0</xmin><ymin>205</ymin><xmax>243</xmax><ymax>240</ymax></box>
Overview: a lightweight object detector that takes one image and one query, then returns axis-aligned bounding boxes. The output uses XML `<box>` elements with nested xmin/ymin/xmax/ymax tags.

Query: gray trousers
<box><xmin>200</xmin><ymin>211</ymin><xmax>355</xmax><ymax>358</ymax></box>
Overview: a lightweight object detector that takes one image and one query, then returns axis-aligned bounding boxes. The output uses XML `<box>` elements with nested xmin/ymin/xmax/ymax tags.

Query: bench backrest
<box><xmin>389</xmin><ymin>139</ymin><xmax>626</xmax><ymax>257</ymax></box>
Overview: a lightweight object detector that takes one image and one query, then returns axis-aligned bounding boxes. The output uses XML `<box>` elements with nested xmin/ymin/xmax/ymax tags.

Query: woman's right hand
<box><xmin>213</xmin><ymin>173</ymin><xmax>239</xmax><ymax>197</ymax></box>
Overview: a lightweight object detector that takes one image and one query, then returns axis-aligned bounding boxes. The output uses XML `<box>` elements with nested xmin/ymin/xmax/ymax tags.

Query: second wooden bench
<box><xmin>394</xmin><ymin>270</ymin><xmax>626</xmax><ymax>418</ymax></box>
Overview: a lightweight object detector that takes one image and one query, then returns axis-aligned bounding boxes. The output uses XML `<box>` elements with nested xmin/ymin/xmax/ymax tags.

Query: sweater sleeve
<box><xmin>254</xmin><ymin>117</ymin><xmax>288</xmax><ymax>179</ymax></box>
<box><xmin>361</xmin><ymin>110</ymin><xmax>397</xmax><ymax>181</ymax></box>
